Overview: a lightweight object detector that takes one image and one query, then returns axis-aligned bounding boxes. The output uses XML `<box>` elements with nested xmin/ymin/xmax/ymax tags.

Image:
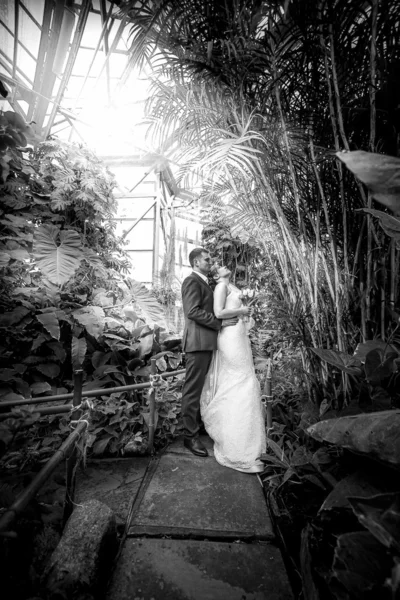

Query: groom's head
<box><xmin>189</xmin><ymin>247</ymin><xmax>212</xmax><ymax>275</ymax></box>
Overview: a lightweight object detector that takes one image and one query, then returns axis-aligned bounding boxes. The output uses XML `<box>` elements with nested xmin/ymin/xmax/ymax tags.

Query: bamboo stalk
<box><xmin>381</xmin><ymin>253</ymin><xmax>386</xmax><ymax>341</ymax></box>
<box><xmin>390</xmin><ymin>240</ymin><xmax>396</xmax><ymax>311</ymax></box>
<box><xmin>0</xmin><ymin>421</ymin><xmax>87</xmax><ymax>534</ymax></box>
<box><xmin>263</xmin><ymin>358</ymin><xmax>273</xmax><ymax>434</ymax></box>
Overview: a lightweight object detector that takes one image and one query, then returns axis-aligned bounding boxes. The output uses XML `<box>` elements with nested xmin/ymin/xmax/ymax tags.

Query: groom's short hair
<box><xmin>189</xmin><ymin>247</ymin><xmax>208</xmax><ymax>267</ymax></box>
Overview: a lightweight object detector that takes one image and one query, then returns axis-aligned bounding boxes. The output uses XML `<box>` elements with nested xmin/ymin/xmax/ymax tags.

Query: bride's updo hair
<box><xmin>210</xmin><ymin>264</ymin><xmax>220</xmax><ymax>281</ymax></box>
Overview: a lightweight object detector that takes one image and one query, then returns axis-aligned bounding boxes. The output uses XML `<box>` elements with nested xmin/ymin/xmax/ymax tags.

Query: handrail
<box><xmin>0</xmin><ymin>420</ymin><xmax>88</xmax><ymax>533</ymax></box>
<box><xmin>0</xmin><ymin>369</ymin><xmax>186</xmax><ymax>409</ymax></box>
<box><xmin>0</xmin><ymin>366</ymin><xmax>186</xmax><ymax>533</ymax></box>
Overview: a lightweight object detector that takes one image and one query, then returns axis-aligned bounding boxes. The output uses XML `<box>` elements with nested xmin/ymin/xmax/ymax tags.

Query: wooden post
<box><xmin>148</xmin><ymin>358</ymin><xmax>157</xmax><ymax>454</ymax></box>
<box><xmin>263</xmin><ymin>358</ymin><xmax>273</xmax><ymax>436</ymax></box>
<box><xmin>63</xmin><ymin>369</ymin><xmax>83</xmax><ymax>526</ymax></box>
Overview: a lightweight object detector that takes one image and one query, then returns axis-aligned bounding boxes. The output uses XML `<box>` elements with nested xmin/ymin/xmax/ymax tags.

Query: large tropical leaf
<box><xmin>71</xmin><ymin>336</ymin><xmax>87</xmax><ymax>369</ymax></box>
<box><xmin>33</xmin><ymin>225</ymin><xmax>83</xmax><ymax>285</ymax></box>
<box><xmin>337</xmin><ymin>151</ymin><xmax>400</xmax><ymax>214</ymax></box>
<box><xmin>36</xmin><ymin>311</ymin><xmax>60</xmax><ymax>341</ymax></box>
<box><xmin>72</xmin><ymin>306</ymin><xmax>105</xmax><ymax>339</ymax></box>
<box><xmin>125</xmin><ymin>278</ymin><xmax>167</xmax><ymax>327</ymax></box>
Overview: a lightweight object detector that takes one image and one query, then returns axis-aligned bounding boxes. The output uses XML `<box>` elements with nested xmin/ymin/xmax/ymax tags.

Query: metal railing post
<box><xmin>263</xmin><ymin>358</ymin><xmax>273</xmax><ymax>436</ymax></box>
<box><xmin>63</xmin><ymin>369</ymin><xmax>83</xmax><ymax>525</ymax></box>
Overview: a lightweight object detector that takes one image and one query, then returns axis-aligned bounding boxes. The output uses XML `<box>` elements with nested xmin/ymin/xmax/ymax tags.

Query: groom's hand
<box><xmin>221</xmin><ymin>317</ymin><xmax>238</xmax><ymax>327</ymax></box>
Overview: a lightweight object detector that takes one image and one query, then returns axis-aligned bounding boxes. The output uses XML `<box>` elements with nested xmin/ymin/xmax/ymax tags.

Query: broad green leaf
<box><xmin>72</xmin><ymin>306</ymin><xmax>105</xmax><ymax>338</ymax></box>
<box><xmin>33</xmin><ymin>224</ymin><xmax>83</xmax><ymax>285</ymax></box>
<box><xmin>36</xmin><ymin>363</ymin><xmax>60</xmax><ymax>379</ymax></box>
<box><xmin>358</xmin><ymin>208</ymin><xmax>400</xmax><ymax>239</ymax></box>
<box><xmin>348</xmin><ymin>493</ymin><xmax>400</xmax><ymax>553</ymax></box>
<box><xmin>30</xmin><ymin>382</ymin><xmax>52</xmax><ymax>395</ymax></box>
<box><xmin>126</xmin><ymin>278</ymin><xmax>167</xmax><ymax>326</ymax></box>
<box><xmin>92</xmin><ymin>435</ymin><xmax>113</xmax><ymax>455</ymax></box>
<box><xmin>337</xmin><ymin>151</ymin><xmax>400</xmax><ymax>213</ymax></box>
<box><xmin>71</xmin><ymin>336</ymin><xmax>87</xmax><ymax>369</ymax></box>
<box><xmin>353</xmin><ymin>340</ymin><xmax>398</xmax><ymax>363</ymax></box>
<box><xmin>138</xmin><ymin>332</ymin><xmax>154</xmax><ymax>358</ymax></box>
<box><xmin>47</xmin><ymin>341</ymin><xmax>67</xmax><ymax>362</ymax></box>
<box><xmin>0</xmin><ymin>369</ymin><xmax>17</xmax><ymax>382</ymax></box>
<box><xmin>36</xmin><ymin>311</ymin><xmax>60</xmax><ymax>340</ymax></box>
<box><xmin>365</xmin><ymin>349</ymin><xmax>398</xmax><ymax>383</ymax></box>
<box><xmin>0</xmin><ymin>252</ymin><xmax>10</xmax><ymax>266</ymax></box>
<box><xmin>156</xmin><ymin>356</ymin><xmax>167</xmax><ymax>371</ymax></box>
<box><xmin>311</xmin><ymin>348</ymin><xmax>362</xmax><ymax>374</ymax></box>
<box><xmin>92</xmin><ymin>351</ymin><xmax>112</xmax><ymax>369</ymax></box>
<box><xmin>0</xmin><ymin>306</ymin><xmax>30</xmax><ymax>327</ymax></box>
<box><xmin>333</xmin><ymin>531</ymin><xmax>391</xmax><ymax>595</ymax></box>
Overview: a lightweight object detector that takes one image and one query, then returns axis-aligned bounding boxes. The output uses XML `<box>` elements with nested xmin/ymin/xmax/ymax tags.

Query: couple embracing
<box><xmin>180</xmin><ymin>247</ymin><xmax>266</xmax><ymax>474</ymax></box>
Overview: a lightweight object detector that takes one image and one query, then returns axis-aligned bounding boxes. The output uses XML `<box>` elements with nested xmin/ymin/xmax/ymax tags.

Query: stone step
<box><xmin>106</xmin><ymin>538</ymin><xmax>293</xmax><ymax>600</ymax></box>
<box><xmin>129</xmin><ymin>453</ymin><xmax>274</xmax><ymax>540</ymax></box>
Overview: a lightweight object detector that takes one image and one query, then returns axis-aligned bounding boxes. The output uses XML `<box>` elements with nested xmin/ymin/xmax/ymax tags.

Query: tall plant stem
<box><xmin>369</xmin><ymin>0</ymin><xmax>378</xmax><ymax>153</ymax></box>
<box><xmin>320</xmin><ymin>38</ymin><xmax>349</xmax><ymax>285</ymax></box>
<box><xmin>390</xmin><ymin>240</ymin><xmax>396</xmax><ymax>311</ymax></box>
<box><xmin>309</xmin><ymin>136</ymin><xmax>344</xmax><ymax>351</ymax></box>
<box><xmin>274</xmin><ymin>84</ymin><xmax>304</xmax><ymax>238</ymax></box>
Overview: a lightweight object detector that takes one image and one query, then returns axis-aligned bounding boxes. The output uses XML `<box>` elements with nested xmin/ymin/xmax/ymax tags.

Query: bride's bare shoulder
<box><xmin>214</xmin><ymin>282</ymin><xmax>230</xmax><ymax>294</ymax></box>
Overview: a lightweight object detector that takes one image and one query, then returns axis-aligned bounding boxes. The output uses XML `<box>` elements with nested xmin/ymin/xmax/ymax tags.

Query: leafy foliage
<box><xmin>0</xmin><ymin>116</ymin><xmax>182</xmax><ymax>469</ymax></box>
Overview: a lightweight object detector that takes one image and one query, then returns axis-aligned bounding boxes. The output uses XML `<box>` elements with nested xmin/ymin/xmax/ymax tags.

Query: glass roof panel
<box><xmin>0</xmin><ymin>1</ymin><xmax>15</xmax><ymax>33</ymax></box>
<box><xmin>20</xmin><ymin>1</ymin><xmax>44</xmax><ymax>29</ymax></box>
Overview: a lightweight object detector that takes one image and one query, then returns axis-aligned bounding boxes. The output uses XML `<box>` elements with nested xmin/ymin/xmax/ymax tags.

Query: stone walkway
<box><xmin>76</xmin><ymin>436</ymin><xmax>293</xmax><ymax>599</ymax></box>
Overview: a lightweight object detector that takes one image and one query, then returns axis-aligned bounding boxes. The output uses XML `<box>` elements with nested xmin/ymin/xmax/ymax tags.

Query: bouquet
<box><xmin>239</xmin><ymin>287</ymin><xmax>258</xmax><ymax>332</ymax></box>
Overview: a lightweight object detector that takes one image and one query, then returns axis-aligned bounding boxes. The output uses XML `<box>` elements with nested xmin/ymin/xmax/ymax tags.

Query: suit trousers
<box><xmin>181</xmin><ymin>350</ymin><xmax>213</xmax><ymax>439</ymax></box>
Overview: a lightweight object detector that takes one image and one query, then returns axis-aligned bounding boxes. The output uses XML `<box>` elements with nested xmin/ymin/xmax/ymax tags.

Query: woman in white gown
<box><xmin>200</xmin><ymin>265</ymin><xmax>266</xmax><ymax>473</ymax></box>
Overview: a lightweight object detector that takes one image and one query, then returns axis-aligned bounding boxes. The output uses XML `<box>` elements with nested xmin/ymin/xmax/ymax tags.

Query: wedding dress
<box><xmin>200</xmin><ymin>285</ymin><xmax>266</xmax><ymax>473</ymax></box>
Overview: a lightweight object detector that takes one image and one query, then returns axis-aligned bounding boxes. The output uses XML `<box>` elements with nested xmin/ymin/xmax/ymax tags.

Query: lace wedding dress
<box><xmin>200</xmin><ymin>285</ymin><xmax>266</xmax><ymax>473</ymax></box>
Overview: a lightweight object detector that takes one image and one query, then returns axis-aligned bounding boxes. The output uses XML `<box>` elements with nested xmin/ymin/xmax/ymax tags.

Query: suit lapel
<box><xmin>192</xmin><ymin>271</ymin><xmax>211</xmax><ymax>291</ymax></box>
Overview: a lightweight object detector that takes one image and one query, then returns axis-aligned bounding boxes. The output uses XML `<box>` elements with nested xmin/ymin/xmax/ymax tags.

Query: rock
<box><xmin>43</xmin><ymin>499</ymin><xmax>118</xmax><ymax>599</ymax></box>
<box><xmin>307</xmin><ymin>410</ymin><xmax>400</xmax><ymax>467</ymax></box>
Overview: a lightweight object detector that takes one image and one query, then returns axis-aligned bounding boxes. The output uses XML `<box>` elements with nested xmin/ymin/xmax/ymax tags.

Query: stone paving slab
<box><xmin>130</xmin><ymin>453</ymin><xmax>273</xmax><ymax>539</ymax></box>
<box><xmin>75</xmin><ymin>457</ymin><xmax>149</xmax><ymax>526</ymax></box>
<box><xmin>106</xmin><ymin>538</ymin><xmax>293</xmax><ymax>600</ymax></box>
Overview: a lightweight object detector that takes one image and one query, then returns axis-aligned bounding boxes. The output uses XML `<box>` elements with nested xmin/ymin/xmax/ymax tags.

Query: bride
<box><xmin>200</xmin><ymin>264</ymin><xmax>266</xmax><ymax>473</ymax></box>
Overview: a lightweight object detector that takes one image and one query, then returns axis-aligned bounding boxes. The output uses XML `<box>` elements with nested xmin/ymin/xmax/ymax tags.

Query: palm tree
<box><xmin>116</xmin><ymin>0</ymin><xmax>400</xmax><ymax>401</ymax></box>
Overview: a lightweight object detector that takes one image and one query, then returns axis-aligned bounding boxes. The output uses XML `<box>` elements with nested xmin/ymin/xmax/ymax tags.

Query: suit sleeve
<box><xmin>182</xmin><ymin>278</ymin><xmax>222</xmax><ymax>331</ymax></box>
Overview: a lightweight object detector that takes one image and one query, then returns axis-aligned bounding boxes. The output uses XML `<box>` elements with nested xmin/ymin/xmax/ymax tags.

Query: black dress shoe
<box><xmin>184</xmin><ymin>437</ymin><xmax>209</xmax><ymax>457</ymax></box>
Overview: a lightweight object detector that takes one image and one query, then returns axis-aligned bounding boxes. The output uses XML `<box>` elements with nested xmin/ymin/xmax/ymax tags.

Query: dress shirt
<box><xmin>193</xmin><ymin>270</ymin><xmax>209</xmax><ymax>285</ymax></box>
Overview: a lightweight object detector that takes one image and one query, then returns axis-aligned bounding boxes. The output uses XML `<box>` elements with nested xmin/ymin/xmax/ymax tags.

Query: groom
<box><xmin>181</xmin><ymin>247</ymin><xmax>236</xmax><ymax>457</ymax></box>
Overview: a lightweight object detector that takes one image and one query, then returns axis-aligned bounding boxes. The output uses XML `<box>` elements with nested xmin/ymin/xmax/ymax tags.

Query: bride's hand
<box><xmin>241</xmin><ymin>306</ymin><xmax>251</xmax><ymax>316</ymax></box>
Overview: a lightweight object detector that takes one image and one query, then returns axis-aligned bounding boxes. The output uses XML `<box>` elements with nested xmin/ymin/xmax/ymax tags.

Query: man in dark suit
<box><xmin>181</xmin><ymin>247</ymin><xmax>236</xmax><ymax>456</ymax></box>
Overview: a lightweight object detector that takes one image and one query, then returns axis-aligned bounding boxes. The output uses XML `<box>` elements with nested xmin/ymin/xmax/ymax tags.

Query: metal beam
<box><xmin>31</xmin><ymin>0</ymin><xmax>64</xmax><ymax>128</ymax></box>
<box><xmin>70</xmin><ymin>0</ymin><xmax>114</xmax><ymax>112</ymax></box>
<box><xmin>27</xmin><ymin>0</ymin><xmax>53</xmax><ymax>121</ymax></box>
<box><xmin>100</xmin><ymin>0</ymin><xmax>111</xmax><ymax>102</ymax></box>
<box><xmin>19</xmin><ymin>1</ymin><xmax>43</xmax><ymax>30</ymax></box>
<box><xmin>12</xmin><ymin>0</ymin><xmax>19</xmax><ymax>83</ymax></box>
<box><xmin>91</xmin><ymin>13</ymin><xmax>127</xmax><ymax>90</ymax></box>
<box><xmin>43</xmin><ymin>0</ymin><xmax>91</xmax><ymax>138</ymax></box>
<box><xmin>121</xmin><ymin>202</ymin><xmax>156</xmax><ymax>240</ymax></box>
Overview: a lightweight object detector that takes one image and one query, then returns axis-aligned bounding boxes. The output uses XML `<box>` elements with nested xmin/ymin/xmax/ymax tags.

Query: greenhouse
<box><xmin>1</xmin><ymin>1</ymin><xmax>400</xmax><ymax>599</ymax></box>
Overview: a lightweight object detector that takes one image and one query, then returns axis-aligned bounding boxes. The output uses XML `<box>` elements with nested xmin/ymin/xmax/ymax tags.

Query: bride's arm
<box><xmin>213</xmin><ymin>283</ymin><xmax>247</xmax><ymax>319</ymax></box>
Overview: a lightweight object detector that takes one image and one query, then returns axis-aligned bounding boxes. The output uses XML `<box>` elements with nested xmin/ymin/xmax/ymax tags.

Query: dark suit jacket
<box><xmin>181</xmin><ymin>272</ymin><xmax>222</xmax><ymax>351</ymax></box>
